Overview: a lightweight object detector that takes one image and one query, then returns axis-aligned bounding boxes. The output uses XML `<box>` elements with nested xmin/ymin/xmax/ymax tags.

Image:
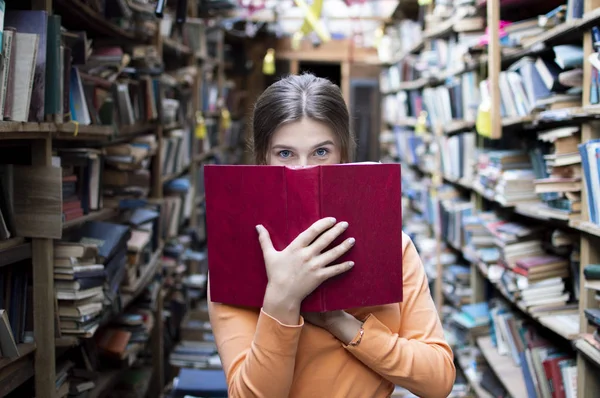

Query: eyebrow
<box><xmin>271</xmin><ymin>140</ymin><xmax>335</xmax><ymax>150</ymax></box>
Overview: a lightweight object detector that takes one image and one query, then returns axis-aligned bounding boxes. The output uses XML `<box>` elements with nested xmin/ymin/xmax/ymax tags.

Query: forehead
<box><xmin>270</xmin><ymin>118</ymin><xmax>337</xmax><ymax>147</ymax></box>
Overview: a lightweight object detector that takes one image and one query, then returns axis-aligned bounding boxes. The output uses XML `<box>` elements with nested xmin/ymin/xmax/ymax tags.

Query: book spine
<box><xmin>284</xmin><ymin>166</ymin><xmax>322</xmax><ymax>311</ymax></box>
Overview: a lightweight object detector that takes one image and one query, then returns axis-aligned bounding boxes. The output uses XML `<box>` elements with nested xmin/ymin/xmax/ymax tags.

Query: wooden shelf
<box><xmin>0</xmin><ymin>122</ymin><xmax>156</xmax><ymax>143</ymax></box>
<box><xmin>62</xmin><ymin>208</ymin><xmax>118</xmax><ymax>231</ymax></box>
<box><xmin>0</xmin><ymin>343</ymin><xmax>36</xmax><ymax>397</ymax></box>
<box><xmin>0</xmin><ymin>241</ymin><xmax>32</xmax><ymax>268</ymax></box>
<box><xmin>444</xmin><ymin>120</ymin><xmax>475</xmax><ymax>135</ymax></box>
<box><xmin>162</xmin><ymin>164</ymin><xmax>191</xmax><ymax>184</ymax></box>
<box><xmin>476</xmin><ymin>336</ymin><xmax>527</xmax><ymax>398</ymax></box>
<box><xmin>0</xmin><ymin>343</ymin><xmax>36</xmax><ymax>372</ymax></box>
<box><xmin>55</xmin><ymin>0</ymin><xmax>151</xmax><ymax>42</ymax></box>
<box><xmin>574</xmin><ymin>338</ymin><xmax>600</xmax><ymax>369</ymax></box>
<box><xmin>163</xmin><ymin>37</ymin><xmax>192</xmax><ymax>56</ymax></box>
<box><xmin>163</xmin><ymin>123</ymin><xmax>183</xmax><ymax>131</ymax></box>
<box><xmin>89</xmin><ymin>370</ymin><xmax>122</xmax><ymax>398</ymax></box>
<box><xmin>569</xmin><ymin>220</ymin><xmax>600</xmax><ymax>238</ymax></box>
<box><xmin>122</xmin><ymin>247</ymin><xmax>163</xmax><ymax>307</ymax></box>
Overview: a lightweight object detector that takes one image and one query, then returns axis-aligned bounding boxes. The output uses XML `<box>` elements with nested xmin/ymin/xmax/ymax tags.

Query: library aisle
<box><xmin>1</xmin><ymin>0</ymin><xmax>599</xmax><ymax>397</ymax></box>
<box><xmin>379</xmin><ymin>0</ymin><xmax>600</xmax><ymax>397</ymax></box>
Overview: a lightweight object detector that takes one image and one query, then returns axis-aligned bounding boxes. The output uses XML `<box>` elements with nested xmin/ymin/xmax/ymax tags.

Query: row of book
<box><xmin>399</xmin><ymin>159</ymin><xmax>586</xmax><ymax>397</ymax></box>
<box><xmin>0</xmin><ymin>7</ymin><xmax>223</xmax><ymax>129</ymax></box>
<box><xmin>386</xmin><ymin>124</ymin><xmax>599</xmax><ymax>227</ymax></box>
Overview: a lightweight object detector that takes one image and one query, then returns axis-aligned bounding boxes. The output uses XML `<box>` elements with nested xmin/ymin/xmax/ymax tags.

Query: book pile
<box><xmin>103</xmin><ymin>135</ymin><xmax>158</xmax><ymax>209</ymax></box>
<box><xmin>54</xmin><ymin>242</ymin><xmax>104</xmax><ymax>338</ymax></box>
<box><xmin>447</xmin><ymin>302</ymin><xmax>492</xmax><ymax>346</ymax></box>
<box><xmin>474</xmin><ymin>150</ymin><xmax>539</xmax><ymax>206</ymax></box>
<box><xmin>95</xmin><ymin>308</ymin><xmax>155</xmax><ymax>367</ymax></box>
<box><xmin>169</xmin><ymin>300</ymin><xmax>222</xmax><ymax>371</ymax></box>
<box><xmin>526</xmin><ymin>126</ymin><xmax>583</xmax><ymax>221</ymax></box>
<box><xmin>120</xmin><ymin>206</ymin><xmax>161</xmax><ymax>294</ymax></box>
<box><xmin>442</xmin><ymin>264</ymin><xmax>472</xmax><ymax>308</ymax></box>
<box><xmin>484</xmin><ymin>220</ymin><xmax>580</xmax><ymax>324</ymax></box>
<box><xmin>57</xmin><ymin>220</ymin><xmax>132</xmax><ymax>339</ymax></box>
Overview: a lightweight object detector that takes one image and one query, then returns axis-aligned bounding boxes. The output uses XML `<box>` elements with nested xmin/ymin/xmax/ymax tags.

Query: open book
<box><xmin>204</xmin><ymin>162</ymin><xmax>403</xmax><ymax>312</ymax></box>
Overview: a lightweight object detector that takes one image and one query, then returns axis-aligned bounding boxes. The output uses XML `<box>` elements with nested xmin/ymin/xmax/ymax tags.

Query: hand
<box><xmin>257</xmin><ymin>218</ymin><xmax>355</xmax><ymax>324</ymax></box>
<box><xmin>303</xmin><ymin>310</ymin><xmax>363</xmax><ymax>345</ymax></box>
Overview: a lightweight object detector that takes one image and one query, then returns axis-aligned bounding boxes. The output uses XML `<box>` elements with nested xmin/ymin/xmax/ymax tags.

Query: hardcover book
<box><xmin>204</xmin><ymin>163</ymin><xmax>403</xmax><ymax>312</ymax></box>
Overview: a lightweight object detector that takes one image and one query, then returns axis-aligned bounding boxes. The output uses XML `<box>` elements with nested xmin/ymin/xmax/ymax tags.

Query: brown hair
<box><xmin>250</xmin><ymin>73</ymin><xmax>355</xmax><ymax>164</ymax></box>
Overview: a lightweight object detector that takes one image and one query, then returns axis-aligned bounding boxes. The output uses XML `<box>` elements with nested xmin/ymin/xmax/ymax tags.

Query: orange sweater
<box><xmin>208</xmin><ymin>232</ymin><xmax>456</xmax><ymax>398</ymax></box>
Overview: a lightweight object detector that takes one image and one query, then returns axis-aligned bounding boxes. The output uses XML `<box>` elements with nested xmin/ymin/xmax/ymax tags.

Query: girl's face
<box><xmin>266</xmin><ymin>118</ymin><xmax>342</xmax><ymax>166</ymax></box>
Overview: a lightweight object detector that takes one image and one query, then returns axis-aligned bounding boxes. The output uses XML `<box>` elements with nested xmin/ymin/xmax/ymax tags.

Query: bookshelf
<box><xmin>0</xmin><ymin>1</ymin><xmax>244</xmax><ymax>397</ymax></box>
<box><xmin>380</xmin><ymin>0</ymin><xmax>600</xmax><ymax>396</ymax></box>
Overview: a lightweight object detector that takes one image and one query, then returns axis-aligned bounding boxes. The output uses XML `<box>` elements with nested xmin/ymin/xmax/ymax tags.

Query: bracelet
<box><xmin>348</xmin><ymin>326</ymin><xmax>364</xmax><ymax>346</ymax></box>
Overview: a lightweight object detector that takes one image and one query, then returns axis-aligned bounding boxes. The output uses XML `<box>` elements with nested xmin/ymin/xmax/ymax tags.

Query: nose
<box><xmin>287</xmin><ymin>157</ymin><xmax>310</xmax><ymax>168</ymax></box>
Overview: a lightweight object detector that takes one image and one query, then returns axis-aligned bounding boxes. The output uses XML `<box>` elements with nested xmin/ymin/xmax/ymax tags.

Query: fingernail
<box><xmin>340</xmin><ymin>221</ymin><xmax>349</xmax><ymax>229</ymax></box>
<box><xmin>348</xmin><ymin>237</ymin><xmax>355</xmax><ymax>246</ymax></box>
<box><xmin>348</xmin><ymin>261</ymin><xmax>355</xmax><ymax>267</ymax></box>
<box><xmin>256</xmin><ymin>225</ymin><xmax>262</xmax><ymax>233</ymax></box>
<box><xmin>329</xmin><ymin>217</ymin><xmax>337</xmax><ymax>224</ymax></box>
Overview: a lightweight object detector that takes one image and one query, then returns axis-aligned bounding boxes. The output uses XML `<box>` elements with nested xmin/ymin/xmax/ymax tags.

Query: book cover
<box><xmin>204</xmin><ymin>163</ymin><xmax>403</xmax><ymax>312</ymax></box>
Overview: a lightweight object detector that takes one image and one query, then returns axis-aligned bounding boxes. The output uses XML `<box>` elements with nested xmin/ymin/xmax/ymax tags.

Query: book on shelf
<box><xmin>205</xmin><ymin>163</ymin><xmax>403</xmax><ymax>312</ymax></box>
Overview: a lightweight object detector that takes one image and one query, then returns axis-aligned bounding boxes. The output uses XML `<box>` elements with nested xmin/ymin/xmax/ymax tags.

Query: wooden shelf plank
<box><xmin>55</xmin><ymin>0</ymin><xmax>150</xmax><ymax>42</ymax></box>
<box><xmin>0</xmin><ymin>343</ymin><xmax>36</xmax><ymax>372</ymax></box>
<box><xmin>121</xmin><ymin>247</ymin><xmax>163</xmax><ymax>307</ymax></box>
<box><xmin>0</xmin><ymin>241</ymin><xmax>32</xmax><ymax>268</ymax></box>
<box><xmin>574</xmin><ymin>338</ymin><xmax>600</xmax><ymax>369</ymax></box>
<box><xmin>569</xmin><ymin>220</ymin><xmax>600</xmax><ymax>238</ymax></box>
<box><xmin>0</xmin><ymin>344</ymin><xmax>35</xmax><ymax>396</ymax></box>
<box><xmin>163</xmin><ymin>37</ymin><xmax>192</xmax><ymax>56</ymax></box>
<box><xmin>162</xmin><ymin>164</ymin><xmax>191</xmax><ymax>184</ymax></box>
<box><xmin>89</xmin><ymin>370</ymin><xmax>121</xmax><ymax>398</ymax></box>
<box><xmin>62</xmin><ymin>208</ymin><xmax>118</xmax><ymax>231</ymax></box>
<box><xmin>476</xmin><ymin>336</ymin><xmax>527</xmax><ymax>398</ymax></box>
<box><xmin>0</xmin><ymin>237</ymin><xmax>26</xmax><ymax>251</ymax></box>
<box><xmin>0</xmin><ymin>122</ymin><xmax>156</xmax><ymax>142</ymax></box>
<box><xmin>444</xmin><ymin>120</ymin><xmax>475</xmax><ymax>135</ymax></box>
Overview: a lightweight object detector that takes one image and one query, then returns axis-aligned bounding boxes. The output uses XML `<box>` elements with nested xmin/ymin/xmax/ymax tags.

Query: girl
<box><xmin>208</xmin><ymin>73</ymin><xmax>455</xmax><ymax>398</ymax></box>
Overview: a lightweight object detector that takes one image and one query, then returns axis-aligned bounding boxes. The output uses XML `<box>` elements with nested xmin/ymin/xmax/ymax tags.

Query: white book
<box><xmin>7</xmin><ymin>32</ymin><xmax>38</xmax><ymax>122</ymax></box>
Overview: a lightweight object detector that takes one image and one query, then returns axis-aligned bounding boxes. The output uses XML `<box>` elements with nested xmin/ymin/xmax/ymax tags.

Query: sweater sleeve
<box><xmin>344</xmin><ymin>233</ymin><xmax>456</xmax><ymax>398</ymax></box>
<box><xmin>208</xmin><ymin>285</ymin><xmax>303</xmax><ymax>398</ymax></box>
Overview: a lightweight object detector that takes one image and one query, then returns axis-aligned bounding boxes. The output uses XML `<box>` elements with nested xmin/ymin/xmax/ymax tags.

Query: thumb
<box><xmin>256</xmin><ymin>225</ymin><xmax>274</xmax><ymax>253</ymax></box>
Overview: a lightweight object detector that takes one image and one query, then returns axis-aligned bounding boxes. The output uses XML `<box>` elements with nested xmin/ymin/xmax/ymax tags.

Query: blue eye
<box><xmin>315</xmin><ymin>148</ymin><xmax>329</xmax><ymax>157</ymax></box>
<box><xmin>278</xmin><ymin>150</ymin><xmax>292</xmax><ymax>158</ymax></box>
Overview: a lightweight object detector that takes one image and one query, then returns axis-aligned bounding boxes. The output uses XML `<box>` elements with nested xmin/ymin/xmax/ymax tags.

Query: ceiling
<box><xmin>230</xmin><ymin>0</ymin><xmax>401</xmax><ymax>46</ymax></box>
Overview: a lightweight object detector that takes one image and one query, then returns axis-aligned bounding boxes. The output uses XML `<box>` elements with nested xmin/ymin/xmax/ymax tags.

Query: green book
<box><xmin>583</xmin><ymin>264</ymin><xmax>600</xmax><ymax>280</ymax></box>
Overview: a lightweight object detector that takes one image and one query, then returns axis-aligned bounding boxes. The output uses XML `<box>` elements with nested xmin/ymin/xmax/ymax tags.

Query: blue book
<box><xmin>174</xmin><ymin>368</ymin><xmax>228</xmax><ymax>398</ymax></box>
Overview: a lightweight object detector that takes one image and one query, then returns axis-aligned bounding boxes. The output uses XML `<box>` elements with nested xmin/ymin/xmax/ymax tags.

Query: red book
<box><xmin>204</xmin><ymin>163</ymin><xmax>403</xmax><ymax>312</ymax></box>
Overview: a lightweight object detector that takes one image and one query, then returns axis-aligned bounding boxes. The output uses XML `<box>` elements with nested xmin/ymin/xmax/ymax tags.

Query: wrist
<box><xmin>263</xmin><ymin>284</ymin><xmax>301</xmax><ymax>325</ymax></box>
<box><xmin>328</xmin><ymin>312</ymin><xmax>363</xmax><ymax>345</ymax></box>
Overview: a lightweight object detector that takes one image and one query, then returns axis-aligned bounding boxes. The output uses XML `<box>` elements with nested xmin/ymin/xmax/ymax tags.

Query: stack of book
<box><xmin>59</xmin><ymin>221</ymin><xmax>132</xmax><ymax>334</ymax></box>
<box><xmin>474</xmin><ymin>150</ymin><xmax>539</xmax><ymax>206</ymax></box>
<box><xmin>54</xmin><ymin>242</ymin><xmax>104</xmax><ymax>338</ymax></box>
<box><xmin>103</xmin><ymin>135</ymin><xmax>158</xmax><ymax>209</ymax></box>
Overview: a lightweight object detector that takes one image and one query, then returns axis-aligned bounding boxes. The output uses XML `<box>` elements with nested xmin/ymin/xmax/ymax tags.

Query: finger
<box><xmin>310</xmin><ymin>221</ymin><xmax>349</xmax><ymax>254</ymax></box>
<box><xmin>317</xmin><ymin>260</ymin><xmax>355</xmax><ymax>281</ymax></box>
<box><xmin>256</xmin><ymin>225</ymin><xmax>275</xmax><ymax>253</ymax></box>
<box><xmin>313</xmin><ymin>237</ymin><xmax>355</xmax><ymax>267</ymax></box>
<box><xmin>291</xmin><ymin>217</ymin><xmax>337</xmax><ymax>249</ymax></box>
